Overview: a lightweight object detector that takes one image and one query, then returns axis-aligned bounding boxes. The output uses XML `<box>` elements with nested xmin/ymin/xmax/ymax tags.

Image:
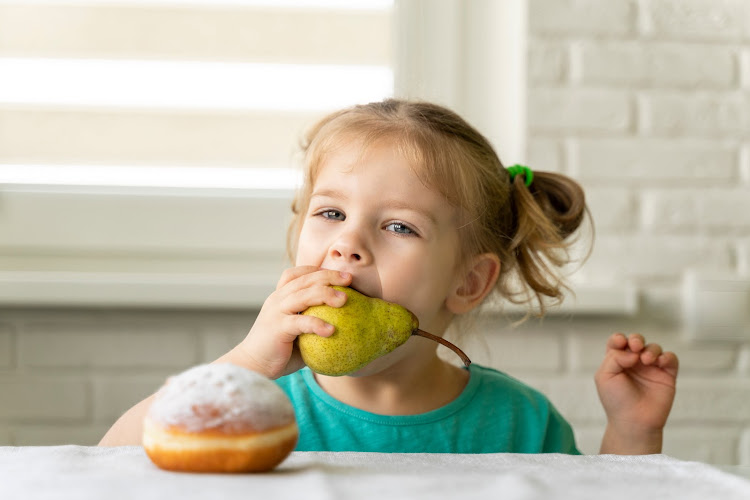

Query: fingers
<box><xmin>277</xmin><ymin>266</ymin><xmax>352</xmax><ymax>293</ymax></box>
<box><xmin>272</xmin><ymin>266</ymin><xmax>354</xmax><ymax>337</ymax></box>
<box><xmin>278</xmin><ymin>314</ymin><xmax>336</xmax><ymax>343</ymax></box>
<box><xmin>657</xmin><ymin>351</ymin><xmax>680</xmax><ymax>378</ymax></box>
<box><xmin>641</xmin><ymin>343</ymin><xmax>663</xmax><ymax>365</ymax></box>
<box><xmin>278</xmin><ymin>283</ymin><xmax>348</xmax><ymax>314</ymax></box>
<box><xmin>606</xmin><ymin>332</ymin><xmax>629</xmax><ymax>350</ymax></box>
<box><xmin>598</xmin><ymin>348</ymin><xmax>640</xmax><ymax>377</ymax></box>
<box><xmin>276</xmin><ymin>265</ymin><xmax>320</xmax><ymax>289</ymax></box>
<box><xmin>604</xmin><ymin>332</ymin><xmax>677</xmax><ymax>369</ymax></box>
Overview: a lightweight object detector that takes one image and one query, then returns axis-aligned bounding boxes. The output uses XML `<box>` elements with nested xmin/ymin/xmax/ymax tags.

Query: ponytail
<box><xmin>500</xmin><ymin>171</ymin><xmax>590</xmax><ymax>314</ymax></box>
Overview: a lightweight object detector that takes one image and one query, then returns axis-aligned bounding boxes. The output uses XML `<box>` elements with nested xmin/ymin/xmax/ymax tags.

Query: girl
<box><xmin>101</xmin><ymin>99</ymin><xmax>678</xmax><ymax>454</ymax></box>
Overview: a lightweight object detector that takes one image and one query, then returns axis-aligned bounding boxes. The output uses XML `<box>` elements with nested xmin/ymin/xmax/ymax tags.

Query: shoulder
<box><xmin>469</xmin><ymin>364</ymin><xmax>580</xmax><ymax>454</ymax></box>
<box><xmin>468</xmin><ymin>364</ymin><xmax>568</xmax><ymax>426</ymax></box>
<box><xmin>470</xmin><ymin>364</ymin><xmax>550</xmax><ymax>405</ymax></box>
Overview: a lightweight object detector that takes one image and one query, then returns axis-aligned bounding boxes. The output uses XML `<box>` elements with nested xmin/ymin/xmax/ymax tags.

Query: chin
<box><xmin>343</xmin><ymin>342</ymin><xmax>417</xmax><ymax>378</ymax></box>
<box><xmin>345</xmin><ymin>358</ymin><xmax>392</xmax><ymax>378</ymax></box>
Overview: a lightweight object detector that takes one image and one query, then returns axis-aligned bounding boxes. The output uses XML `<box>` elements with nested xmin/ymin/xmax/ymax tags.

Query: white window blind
<box><xmin>0</xmin><ymin>0</ymin><xmax>395</xmax><ymax>307</ymax></box>
<box><xmin>0</xmin><ymin>0</ymin><xmax>394</xmax><ymax>188</ymax></box>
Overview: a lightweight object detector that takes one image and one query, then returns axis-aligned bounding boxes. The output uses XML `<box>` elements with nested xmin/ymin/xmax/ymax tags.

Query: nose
<box><xmin>328</xmin><ymin>230</ymin><xmax>372</xmax><ymax>266</ymax></box>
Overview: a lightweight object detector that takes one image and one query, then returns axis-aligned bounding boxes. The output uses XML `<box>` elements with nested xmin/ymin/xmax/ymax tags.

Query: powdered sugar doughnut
<box><xmin>143</xmin><ymin>363</ymin><xmax>297</xmax><ymax>473</ymax></box>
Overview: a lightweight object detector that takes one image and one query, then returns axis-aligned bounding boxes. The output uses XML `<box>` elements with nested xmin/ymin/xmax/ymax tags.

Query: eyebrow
<box><xmin>311</xmin><ymin>189</ymin><xmax>438</xmax><ymax>227</ymax></box>
<box><xmin>310</xmin><ymin>188</ymin><xmax>348</xmax><ymax>201</ymax></box>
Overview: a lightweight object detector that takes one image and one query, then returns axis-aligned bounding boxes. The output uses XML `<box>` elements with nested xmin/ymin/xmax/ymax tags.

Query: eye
<box><xmin>319</xmin><ymin>209</ymin><xmax>345</xmax><ymax>221</ymax></box>
<box><xmin>385</xmin><ymin>221</ymin><xmax>417</xmax><ymax>236</ymax></box>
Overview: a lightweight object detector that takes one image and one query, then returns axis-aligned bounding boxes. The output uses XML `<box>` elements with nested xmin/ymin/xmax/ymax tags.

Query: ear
<box><xmin>446</xmin><ymin>253</ymin><xmax>501</xmax><ymax>315</ymax></box>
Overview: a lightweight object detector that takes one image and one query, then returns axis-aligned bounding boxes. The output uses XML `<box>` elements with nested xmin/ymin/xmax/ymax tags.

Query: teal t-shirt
<box><xmin>275</xmin><ymin>364</ymin><xmax>580</xmax><ymax>454</ymax></box>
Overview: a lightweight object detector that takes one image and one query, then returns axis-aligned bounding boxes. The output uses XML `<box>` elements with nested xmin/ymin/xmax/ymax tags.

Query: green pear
<box><xmin>298</xmin><ymin>286</ymin><xmax>470</xmax><ymax>376</ymax></box>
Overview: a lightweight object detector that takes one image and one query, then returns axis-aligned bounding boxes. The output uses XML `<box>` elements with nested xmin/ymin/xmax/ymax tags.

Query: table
<box><xmin>2</xmin><ymin>446</ymin><xmax>749</xmax><ymax>500</ymax></box>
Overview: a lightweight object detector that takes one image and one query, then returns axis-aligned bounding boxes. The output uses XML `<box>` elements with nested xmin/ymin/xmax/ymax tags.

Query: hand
<box><xmin>595</xmin><ymin>333</ymin><xmax>679</xmax><ymax>453</ymax></box>
<box><xmin>226</xmin><ymin>266</ymin><xmax>352</xmax><ymax>379</ymax></box>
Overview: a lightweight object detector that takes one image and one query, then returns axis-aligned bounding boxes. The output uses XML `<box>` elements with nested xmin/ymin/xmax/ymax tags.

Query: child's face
<box><xmin>296</xmin><ymin>139</ymin><xmax>465</xmax><ymax>372</ymax></box>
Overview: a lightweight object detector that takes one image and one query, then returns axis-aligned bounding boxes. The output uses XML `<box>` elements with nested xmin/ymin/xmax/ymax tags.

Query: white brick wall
<box><xmin>0</xmin><ymin>309</ymin><xmax>255</xmax><ymax>446</ymax></box>
<box><xmin>572</xmin><ymin>139</ymin><xmax>737</xmax><ymax>182</ymax></box>
<box><xmin>529</xmin><ymin>0</ymin><xmax>635</xmax><ymax>37</ymax></box>
<box><xmin>642</xmin><ymin>189</ymin><xmax>750</xmax><ymax>231</ymax></box>
<box><xmin>639</xmin><ymin>92</ymin><xmax>748</xmax><ymax>137</ymax></box>
<box><xmin>0</xmin><ymin>0</ymin><xmax>749</xmax><ymax>466</ymax></box>
<box><xmin>525</xmin><ymin>0</ymin><xmax>750</xmax><ymax>464</ymax></box>
<box><xmin>528</xmin><ymin>88</ymin><xmax>632</xmax><ymax>132</ymax></box>
<box><xmin>0</xmin><ymin>325</ymin><xmax>13</xmax><ymax>368</ymax></box>
<box><xmin>641</xmin><ymin>0</ymin><xmax>750</xmax><ymax>41</ymax></box>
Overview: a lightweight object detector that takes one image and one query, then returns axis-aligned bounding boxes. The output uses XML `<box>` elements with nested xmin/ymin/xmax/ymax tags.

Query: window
<box><xmin>0</xmin><ymin>0</ymin><xmax>537</xmax><ymax>309</ymax></box>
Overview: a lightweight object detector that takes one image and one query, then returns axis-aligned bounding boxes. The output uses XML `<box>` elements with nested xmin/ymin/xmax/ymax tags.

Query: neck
<box><xmin>312</xmin><ymin>344</ymin><xmax>469</xmax><ymax>416</ymax></box>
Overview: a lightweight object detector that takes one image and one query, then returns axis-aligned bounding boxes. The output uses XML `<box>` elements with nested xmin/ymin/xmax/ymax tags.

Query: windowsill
<box><xmin>0</xmin><ymin>183</ymin><xmax>638</xmax><ymax>315</ymax></box>
<box><xmin>0</xmin><ymin>270</ymin><xmax>638</xmax><ymax>315</ymax></box>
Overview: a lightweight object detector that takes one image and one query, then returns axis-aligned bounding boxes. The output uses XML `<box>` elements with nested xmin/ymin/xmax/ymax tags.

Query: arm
<box><xmin>98</xmin><ymin>267</ymin><xmax>351</xmax><ymax>446</ymax></box>
<box><xmin>595</xmin><ymin>333</ymin><xmax>679</xmax><ymax>455</ymax></box>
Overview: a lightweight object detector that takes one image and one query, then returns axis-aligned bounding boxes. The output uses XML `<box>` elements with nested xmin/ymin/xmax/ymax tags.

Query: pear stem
<box><xmin>412</xmin><ymin>329</ymin><xmax>471</xmax><ymax>367</ymax></box>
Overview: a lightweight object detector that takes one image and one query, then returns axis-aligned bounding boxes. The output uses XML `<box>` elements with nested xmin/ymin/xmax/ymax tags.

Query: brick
<box><xmin>670</xmin><ymin>379</ymin><xmax>750</xmax><ymax>422</ymax></box>
<box><xmin>670</xmin><ymin>344</ymin><xmax>739</xmax><ymax>374</ymax></box>
<box><xmin>0</xmin><ymin>324</ymin><xmax>13</xmax><ymax>368</ymax></box>
<box><xmin>580</xmin><ymin>236</ymin><xmax>732</xmax><ymax>281</ymax></box>
<box><xmin>526</xmin><ymin>139</ymin><xmax>563</xmax><ymax>173</ymax></box>
<box><xmin>580</xmin><ymin>42</ymin><xmax>736</xmax><ymax>88</ymax></box>
<box><xmin>20</xmin><ymin>323</ymin><xmax>199</xmax><ymax>368</ymax></box>
<box><xmin>14</xmin><ymin>425</ymin><xmax>111</xmax><ymax>446</ymax></box>
<box><xmin>529</xmin><ymin>40</ymin><xmax>567</xmax><ymax>84</ymax></box>
<box><xmin>525</xmin><ymin>377</ymin><xmax>606</xmax><ymax>422</ymax></box>
<box><xmin>529</xmin><ymin>0</ymin><xmax>634</xmax><ymax>37</ymax></box>
<box><xmin>739</xmin><ymin>239</ymin><xmax>750</xmax><ymax>278</ymax></box>
<box><xmin>741</xmin><ymin>428</ymin><xmax>750</xmax><ymax>465</ymax></box>
<box><xmin>0</xmin><ymin>375</ymin><xmax>88</xmax><ymax>420</ymax></box>
<box><xmin>571</xmin><ymin>425</ymin><xmax>606</xmax><ymax>454</ymax></box>
<box><xmin>199</xmin><ymin>320</ymin><xmax>253</xmax><ymax>364</ymax></box>
<box><xmin>574</xmin><ymin>139</ymin><xmax>736</xmax><ymax>183</ymax></box>
<box><xmin>92</xmin><ymin>373</ymin><xmax>173</xmax><ymax>422</ymax></box>
<box><xmin>459</xmin><ymin>318</ymin><xmax>563</xmax><ymax>373</ymax></box>
<box><xmin>642</xmin><ymin>0</ymin><xmax>749</xmax><ymax>42</ymax></box>
<box><xmin>738</xmin><ymin>344</ymin><xmax>750</xmax><ymax>376</ymax></box>
<box><xmin>662</xmin><ymin>427</ymin><xmax>740</xmax><ymax>464</ymax></box>
<box><xmin>0</xmin><ymin>426</ymin><xmax>12</xmax><ymax>446</ymax></box>
<box><xmin>637</xmin><ymin>287</ymin><xmax>683</xmax><ymax>324</ymax></box>
<box><xmin>584</xmin><ymin>187</ymin><xmax>637</xmax><ymax>232</ymax></box>
<box><xmin>566</xmin><ymin>331</ymin><xmax>610</xmax><ymax>373</ymax></box>
<box><xmin>642</xmin><ymin>189</ymin><xmax>750</xmax><ymax>231</ymax></box>
<box><xmin>529</xmin><ymin>88</ymin><xmax>631</xmax><ymax>132</ymax></box>
<box><xmin>641</xmin><ymin>92</ymin><xmax>748</xmax><ymax>137</ymax></box>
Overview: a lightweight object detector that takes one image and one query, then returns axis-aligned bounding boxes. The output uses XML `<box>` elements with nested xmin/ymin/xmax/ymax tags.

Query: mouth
<box><xmin>324</xmin><ymin>268</ymin><xmax>381</xmax><ymax>299</ymax></box>
<box><xmin>346</xmin><ymin>282</ymin><xmax>380</xmax><ymax>300</ymax></box>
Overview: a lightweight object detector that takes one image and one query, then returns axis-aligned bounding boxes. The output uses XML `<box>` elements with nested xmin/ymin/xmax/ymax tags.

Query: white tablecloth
<box><xmin>1</xmin><ymin>446</ymin><xmax>749</xmax><ymax>500</ymax></box>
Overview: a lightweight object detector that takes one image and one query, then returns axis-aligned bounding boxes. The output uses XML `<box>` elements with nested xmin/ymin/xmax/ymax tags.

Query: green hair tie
<box><xmin>506</xmin><ymin>164</ymin><xmax>534</xmax><ymax>187</ymax></box>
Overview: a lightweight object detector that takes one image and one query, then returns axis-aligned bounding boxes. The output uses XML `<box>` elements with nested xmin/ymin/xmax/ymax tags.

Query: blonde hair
<box><xmin>288</xmin><ymin>99</ymin><xmax>589</xmax><ymax>314</ymax></box>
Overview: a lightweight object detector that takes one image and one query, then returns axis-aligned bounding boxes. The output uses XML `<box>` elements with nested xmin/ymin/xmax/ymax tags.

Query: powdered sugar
<box><xmin>147</xmin><ymin>364</ymin><xmax>295</xmax><ymax>434</ymax></box>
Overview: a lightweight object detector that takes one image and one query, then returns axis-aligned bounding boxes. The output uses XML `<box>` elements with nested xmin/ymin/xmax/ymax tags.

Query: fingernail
<box><xmin>339</xmin><ymin>271</ymin><xmax>350</xmax><ymax>279</ymax></box>
<box><xmin>335</xmin><ymin>290</ymin><xmax>346</xmax><ymax>298</ymax></box>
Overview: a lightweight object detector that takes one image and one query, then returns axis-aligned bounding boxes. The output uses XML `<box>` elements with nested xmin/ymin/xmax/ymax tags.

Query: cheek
<box><xmin>386</xmin><ymin>243</ymin><xmax>461</xmax><ymax>310</ymax></box>
<box><xmin>294</xmin><ymin>223</ymin><xmax>323</xmax><ymax>266</ymax></box>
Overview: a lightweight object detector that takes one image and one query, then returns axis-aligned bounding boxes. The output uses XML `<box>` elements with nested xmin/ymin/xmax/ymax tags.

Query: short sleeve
<box><xmin>541</xmin><ymin>403</ymin><xmax>582</xmax><ymax>455</ymax></box>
